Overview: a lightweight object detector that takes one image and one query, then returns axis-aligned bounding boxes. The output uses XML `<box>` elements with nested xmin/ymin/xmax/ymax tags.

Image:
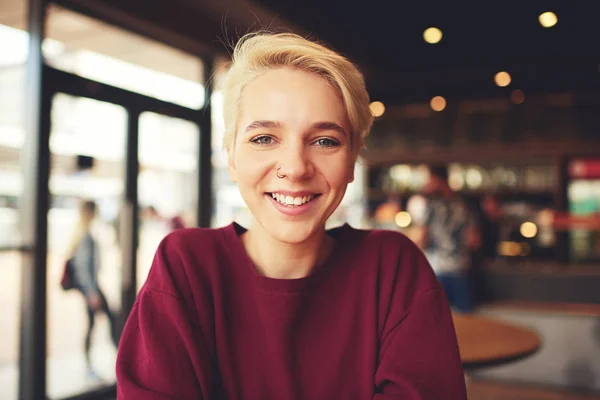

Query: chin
<box><xmin>261</xmin><ymin>218</ymin><xmax>321</xmax><ymax>244</ymax></box>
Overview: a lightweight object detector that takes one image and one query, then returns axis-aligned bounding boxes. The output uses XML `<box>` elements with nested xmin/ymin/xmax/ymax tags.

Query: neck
<box><xmin>241</xmin><ymin>223</ymin><xmax>334</xmax><ymax>279</ymax></box>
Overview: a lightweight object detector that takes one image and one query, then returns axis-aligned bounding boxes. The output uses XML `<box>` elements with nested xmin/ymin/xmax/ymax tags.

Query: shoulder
<box><xmin>142</xmin><ymin>225</ymin><xmax>234</xmax><ymax>298</ymax></box>
<box><xmin>160</xmin><ymin>225</ymin><xmax>229</xmax><ymax>260</ymax></box>
<box><xmin>80</xmin><ymin>232</ymin><xmax>94</xmax><ymax>244</ymax></box>
<box><xmin>75</xmin><ymin>233</ymin><xmax>95</xmax><ymax>252</ymax></box>
<box><xmin>355</xmin><ymin>228</ymin><xmax>414</xmax><ymax>254</ymax></box>
<box><xmin>348</xmin><ymin>227</ymin><xmax>440</xmax><ymax>297</ymax></box>
<box><xmin>350</xmin><ymin>226</ymin><xmax>421</xmax><ymax>259</ymax></box>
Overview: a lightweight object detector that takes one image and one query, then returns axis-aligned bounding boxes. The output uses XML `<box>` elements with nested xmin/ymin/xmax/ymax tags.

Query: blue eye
<box><xmin>251</xmin><ymin>135</ymin><xmax>274</xmax><ymax>145</ymax></box>
<box><xmin>315</xmin><ymin>138</ymin><xmax>340</xmax><ymax>148</ymax></box>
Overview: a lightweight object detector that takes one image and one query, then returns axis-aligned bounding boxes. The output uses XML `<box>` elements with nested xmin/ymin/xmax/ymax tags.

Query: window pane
<box><xmin>137</xmin><ymin>112</ymin><xmax>199</xmax><ymax>290</ymax></box>
<box><xmin>0</xmin><ymin>251</ymin><xmax>21</xmax><ymax>400</ymax></box>
<box><xmin>47</xmin><ymin>93</ymin><xmax>126</xmax><ymax>398</ymax></box>
<box><xmin>0</xmin><ymin>0</ymin><xmax>27</xmax><ymax>397</ymax></box>
<box><xmin>210</xmin><ymin>60</ymin><xmax>250</xmax><ymax>227</ymax></box>
<box><xmin>44</xmin><ymin>4</ymin><xmax>205</xmax><ymax>109</ymax></box>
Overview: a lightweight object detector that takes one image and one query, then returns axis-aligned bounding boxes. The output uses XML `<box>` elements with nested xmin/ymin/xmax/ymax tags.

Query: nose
<box><xmin>277</xmin><ymin>143</ymin><xmax>314</xmax><ymax>180</ymax></box>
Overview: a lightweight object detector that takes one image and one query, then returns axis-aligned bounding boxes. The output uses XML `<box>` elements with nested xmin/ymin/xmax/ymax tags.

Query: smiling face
<box><xmin>228</xmin><ymin>67</ymin><xmax>355</xmax><ymax>244</ymax></box>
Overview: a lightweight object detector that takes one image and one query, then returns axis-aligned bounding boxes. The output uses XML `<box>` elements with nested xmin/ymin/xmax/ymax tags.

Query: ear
<box><xmin>227</xmin><ymin>148</ymin><xmax>238</xmax><ymax>183</ymax></box>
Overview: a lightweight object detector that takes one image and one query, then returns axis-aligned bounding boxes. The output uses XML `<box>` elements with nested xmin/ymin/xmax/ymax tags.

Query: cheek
<box><xmin>233</xmin><ymin>150</ymin><xmax>272</xmax><ymax>187</ymax></box>
<box><xmin>319</xmin><ymin>156</ymin><xmax>354</xmax><ymax>190</ymax></box>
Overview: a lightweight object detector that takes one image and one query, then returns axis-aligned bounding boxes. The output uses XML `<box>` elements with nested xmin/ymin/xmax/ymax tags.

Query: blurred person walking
<box><xmin>409</xmin><ymin>165</ymin><xmax>481</xmax><ymax>312</ymax></box>
<box><xmin>66</xmin><ymin>200</ymin><xmax>119</xmax><ymax>379</ymax></box>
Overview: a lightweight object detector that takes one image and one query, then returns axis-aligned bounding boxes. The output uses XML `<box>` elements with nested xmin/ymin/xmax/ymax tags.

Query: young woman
<box><xmin>67</xmin><ymin>200</ymin><xmax>119</xmax><ymax>378</ymax></box>
<box><xmin>116</xmin><ymin>32</ymin><xmax>466</xmax><ymax>399</ymax></box>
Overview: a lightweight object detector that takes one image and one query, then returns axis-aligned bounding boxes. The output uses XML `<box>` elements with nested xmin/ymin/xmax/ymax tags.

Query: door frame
<box><xmin>19</xmin><ymin>0</ymin><xmax>213</xmax><ymax>398</ymax></box>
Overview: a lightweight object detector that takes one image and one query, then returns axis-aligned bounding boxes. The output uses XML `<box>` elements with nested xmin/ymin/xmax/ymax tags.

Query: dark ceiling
<box><xmin>253</xmin><ymin>0</ymin><xmax>600</xmax><ymax>104</ymax></box>
<box><xmin>58</xmin><ymin>0</ymin><xmax>600</xmax><ymax>105</ymax></box>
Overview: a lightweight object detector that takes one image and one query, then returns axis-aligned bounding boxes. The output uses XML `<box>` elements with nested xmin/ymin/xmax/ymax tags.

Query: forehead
<box><xmin>239</xmin><ymin>68</ymin><xmax>349</xmax><ymax>128</ymax></box>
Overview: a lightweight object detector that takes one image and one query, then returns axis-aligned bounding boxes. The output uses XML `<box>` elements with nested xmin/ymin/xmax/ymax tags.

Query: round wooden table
<box><xmin>452</xmin><ymin>313</ymin><xmax>541</xmax><ymax>369</ymax></box>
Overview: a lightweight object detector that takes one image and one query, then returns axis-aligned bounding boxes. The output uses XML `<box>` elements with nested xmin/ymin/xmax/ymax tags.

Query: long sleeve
<box><xmin>116</xmin><ymin>238</ymin><xmax>214</xmax><ymax>399</ymax></box>
<box><xmin>373</xmin><ymin>287</ymin><xmax>466</xmax><ymax>399</ymax></box>
<box><xmin>73</xmin><ymin>234</ymin><xmax>98</xmax><ymax>297</ymax></box>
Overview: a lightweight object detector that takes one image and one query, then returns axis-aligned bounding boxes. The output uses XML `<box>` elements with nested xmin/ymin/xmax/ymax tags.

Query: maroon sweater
<box><xmin>116</xmin><ymin>223</ymin><xmax>466</xmax><ymax>399</ymax></box>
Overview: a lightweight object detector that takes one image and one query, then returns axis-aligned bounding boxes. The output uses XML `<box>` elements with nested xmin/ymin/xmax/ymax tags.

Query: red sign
<box><xmin>569</xmin><ymin>159</ymin><xmax>600</xmax><ymax>179</ymax></box>
<box><xmin>550</xmin><ymin>211</ymin><xmax>600</xmax><ymax>230</ymax></box>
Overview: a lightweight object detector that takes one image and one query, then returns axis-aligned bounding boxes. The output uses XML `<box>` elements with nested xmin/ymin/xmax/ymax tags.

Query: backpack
<box><xmin>60</xmin><ymin>258</ymin><xmax>77</xmax><ymax>291</ymax></box>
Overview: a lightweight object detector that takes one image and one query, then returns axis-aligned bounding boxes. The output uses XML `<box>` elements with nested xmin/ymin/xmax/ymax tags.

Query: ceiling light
<box><xmin>423</xmin><ymin>27</ymin><xmax>443</xmax><ymax>44</ymax></box>
<box><xmin>369</xmin><ymin>101</ymin><xmax>385</xmax><ymax>117</ymax></box>
<box><xmin>539</xmin><ymin>11</ymin><xmax>558</xmax><ymax>28</ymax></box>
<box><xmin>494</xmin><ymin>71</ymin><xmax>511</xmax><ymax>87</ymax></box>
<box><xmin>430</xmin><ymin>96</ymin><xmax>446</xmax><ymax>111</ymax></box>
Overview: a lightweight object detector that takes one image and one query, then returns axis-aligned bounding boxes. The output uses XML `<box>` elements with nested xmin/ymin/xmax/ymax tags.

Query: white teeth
<box><xmin>270</xmin><ymin>193</ymin><xmax>316</xmax><ymax>206</ymax></box>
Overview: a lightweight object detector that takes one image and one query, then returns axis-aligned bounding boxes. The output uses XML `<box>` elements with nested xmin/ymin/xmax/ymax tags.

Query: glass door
<box><xmin>6</xmin><ymin>2</ymin><xmax>211</xmax><ymax>397</ymax></box>
<box><xmin>46</xmin><ymin>92</ymin><xmax>126</xmax><ymax>398</ymax></box>
<box><xmin>137</xmin><ymin>112</ymin><xmax>199</xmax><ymax>290</ymax></box>
<box><xmin>0</xmin><ymin>12</ymin><xmax>28</xmax><ymax>400</ymax></box>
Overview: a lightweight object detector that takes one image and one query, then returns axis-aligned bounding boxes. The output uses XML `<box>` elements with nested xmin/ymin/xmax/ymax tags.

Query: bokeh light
<box><xmin>369</xmin><ymin>101</ymin><xmax>385</xmax><ymax>117</ymax></box>
<box><xmin>520</xmin><ymin>222</ymin><xmax>538</xmax><ymax>238</ymax></box>
<box><xmin>494</xmin><ymin>71</ymin><xmax>512</xmax><ymax>87</ymax></box>
<box><xmin>395</xmin><ymin>211</ymin><xmax>412</xmax><ymax>228</ymax></box>
<box><xmin>423</xmin><ymin>27</ymin><xmax>443</xmax><ymax>44</ymax></box>
<box><xmin>539</xmin><ymin>11</ymin><xmax>558</xmax><ymax>28</ymax></box>
<box><xmin>430</xmin><ymin>96</ymin><xmax>446</xmax><ymax>111</ymax></box>
<box><xmin>511</xmin><ymin>89</ymin><xmax>525</xmax><ymax>104</ymax></box>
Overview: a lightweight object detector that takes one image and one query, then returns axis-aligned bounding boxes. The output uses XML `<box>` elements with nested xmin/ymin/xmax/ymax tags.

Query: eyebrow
<box><xmin>244</xmin><ymin>120</ymin><xmax>283</xmax><ymax>133</ymax></box>
<box><xmin>244</xmin><ymin>120</ymin><xmax>347</xmax><ymax>136</ymax></box>
<box><xmin>311</xmin><ymin>121</ymin><xmax>347</xmax><ymax>137</ymax></box>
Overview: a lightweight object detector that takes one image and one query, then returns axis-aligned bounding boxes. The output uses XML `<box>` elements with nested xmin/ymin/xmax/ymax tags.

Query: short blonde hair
<box><xmin>221</xmin><ymin>32</ymin><xmax>373</xmax><ymax>157</ymax></box>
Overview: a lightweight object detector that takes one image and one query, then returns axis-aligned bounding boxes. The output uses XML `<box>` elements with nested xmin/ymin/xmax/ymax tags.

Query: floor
<box><xmin>472</xmin><ymin>305</ymin><xmax>600</xmax><ymax>393</ymax></box>
<box><xmin>0</xmin><ymin>341</ymin><xmax>116</xmax><ymax>400</ymax></box>
<box><xmin>466</xmin><ymin>301</ymin><xmax>600</xmax><ymax>399</ymax></box>
<box><xmin>468</xmin><ymin>379</ymin><xmax>600</xmax><ymax>400</ymax></box>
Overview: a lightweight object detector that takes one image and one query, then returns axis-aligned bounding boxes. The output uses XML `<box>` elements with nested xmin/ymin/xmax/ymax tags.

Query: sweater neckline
<box><xmin>223</xmin><ymin>222</ymin><xmax>353</xmax><ymax>294</ymax></box>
